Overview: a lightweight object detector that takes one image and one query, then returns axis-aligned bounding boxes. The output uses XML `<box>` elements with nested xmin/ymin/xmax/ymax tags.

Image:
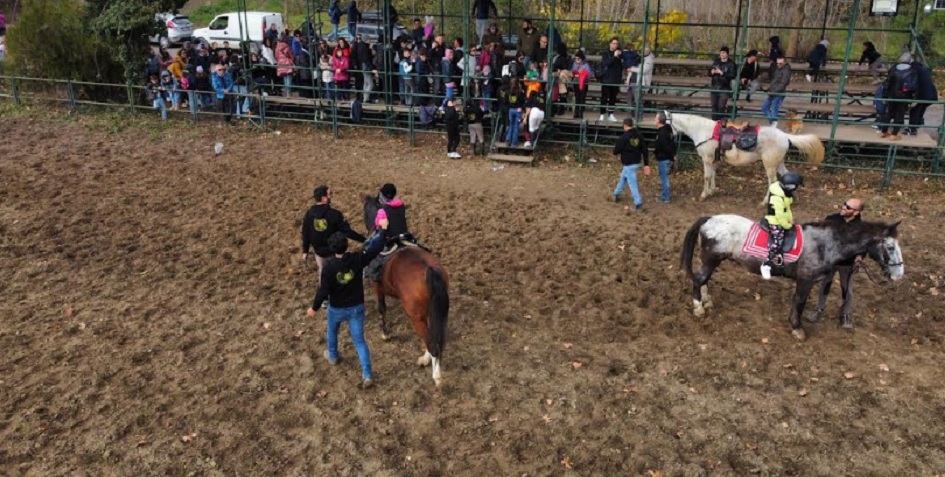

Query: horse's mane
<box><xmin>802</xmin><ymin>219</ymin><xmax>897</xmax><ymax>240</ymax></box>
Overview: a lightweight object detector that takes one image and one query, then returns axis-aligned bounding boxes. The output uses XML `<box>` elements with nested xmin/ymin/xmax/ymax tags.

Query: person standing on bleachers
<box><xmin>879</xmin><ymin>52</ymin><xmax>917</xmax><ymax>142</ymax></box>
<box><xmin>859</xmin><ymin>41</ymin><xmax>884</xmax><ymax>85</ymax></box>
<box><xmin>709</xmin><ymin>46</ymin><xmax>736</xmax><ymax>121</ymax></box>
<box><xmin>906</xmin><ymin>58</ymin><xmax>937</xmax><ymax>136</ymax></box>
<box><xmin>737</xmin><ymin>50</ymin><xmax>760</xmax><ymax>103</ymax></box>
<box><xmin>762</xmin><ymin>56</ymin><xmax>791</xmax><ymax>128</ymax></box>
<box><xmin>767</xmin><ymin>36</ymin><xmax>784</xmax><ymax>82</ymax></box>
<box><xmin>598</xmin><ymin>38</ymin><xmax>624</xmax><ymax>123</ymax></box>
<box><xmin>805</xmin><ymin>39</ymin><xmax>829</xmax><ymax>83</ymax></box>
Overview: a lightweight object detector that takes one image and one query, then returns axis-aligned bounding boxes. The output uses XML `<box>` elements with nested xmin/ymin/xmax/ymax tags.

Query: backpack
<box><xmin>180</xmin><ymin>75</ymin><xmax>191</xmax><ymax>90</ymax></box>
<box><xmin>899</xmin><ymin>67</ymin><xmax>918</xmax><ymax>94</ymax></box>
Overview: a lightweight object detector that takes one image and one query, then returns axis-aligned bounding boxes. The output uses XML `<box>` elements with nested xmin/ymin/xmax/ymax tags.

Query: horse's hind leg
<box><xmin>699</xmin><ymin>155</ymin><xmax>715</xmax><ymax>201</ymax></box>
<box><xmin>692</xmin><ymin>255</ymin><xmax>722</xmax><ymax>317</ymax></box>
<box><xmin>404</xmin><ymin>302</ymin><xmax>433</xmax><ymax>367</ymax></box>
<box><xmin>375</xmin><ymin>284</ymin><xmax>391</xmax><ymax>341</ymax></box>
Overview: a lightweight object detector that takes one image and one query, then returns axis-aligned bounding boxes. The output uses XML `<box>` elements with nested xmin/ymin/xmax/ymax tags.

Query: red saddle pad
<box><xmin>742</xmin><ymin>223</ymin><xmax>804</xmax><ymax>263</ymax></box>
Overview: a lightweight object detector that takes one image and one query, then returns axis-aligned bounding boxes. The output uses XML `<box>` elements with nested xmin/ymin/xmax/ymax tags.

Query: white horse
<box><xmin>665</xmin><ymin>111</ymin><xmax>825</xmax><ymax>203</ymax></box>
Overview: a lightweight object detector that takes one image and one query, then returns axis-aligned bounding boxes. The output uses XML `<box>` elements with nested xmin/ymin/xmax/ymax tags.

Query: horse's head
<box><xmin>663</xmin><ymin>110</ymin><xmax>676</xmax><ymax>134</ymax></box>
<box><xmin>865</xmin><ymin>221</ymin><xmax>904</xmax><ymax>281</ymax></box>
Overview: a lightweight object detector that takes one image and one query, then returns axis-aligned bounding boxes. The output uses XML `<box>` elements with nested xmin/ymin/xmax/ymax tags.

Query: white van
<box><xmin>192</xmin><ymin>11</ymin><xmax>285</xmax><ymax>45</ymax></box>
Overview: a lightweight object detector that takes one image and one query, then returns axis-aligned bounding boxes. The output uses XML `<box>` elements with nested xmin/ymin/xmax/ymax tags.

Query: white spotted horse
<box><xmin>681</xmin><ymin>214</ymin><xmax>904</xmax><ymax>340</ymax></box>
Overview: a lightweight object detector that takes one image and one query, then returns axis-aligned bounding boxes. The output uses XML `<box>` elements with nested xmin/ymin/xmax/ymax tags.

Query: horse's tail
<box><xmin>681</xmin><ymin>216</ymin><xmax>711</xmax><ymax>280</ymax></box>
<box><xmin>425</xmin><ymin>267</ymin><xmax>449</xmax><ymax>358</ymax></box>
<box><xmin>786</xmin><ymin>133</ymin><xmax>825</xmax><ymax>165</ymax></box>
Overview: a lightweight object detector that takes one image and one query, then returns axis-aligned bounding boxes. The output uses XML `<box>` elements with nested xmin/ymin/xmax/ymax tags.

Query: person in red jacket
<box><xmin>571</xmin><ymin>51</ymin><xmax>591</xmax><ymax>119</ymax></box>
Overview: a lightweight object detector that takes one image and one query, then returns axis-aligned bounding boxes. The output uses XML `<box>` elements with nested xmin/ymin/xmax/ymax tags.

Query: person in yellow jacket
<box><xmin>761</xmin><ymin>172</ymin><xmax>803</xmax><ymax>279</ymax></box>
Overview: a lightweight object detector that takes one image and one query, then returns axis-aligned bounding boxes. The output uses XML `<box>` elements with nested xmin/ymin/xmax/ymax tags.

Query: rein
<box><xmin>855</xmin><ymin>260</ymin><xmax>901</xmax><ymax>286</ymax></box>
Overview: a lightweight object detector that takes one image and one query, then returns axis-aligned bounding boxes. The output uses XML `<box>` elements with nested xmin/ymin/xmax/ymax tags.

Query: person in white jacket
<box><xmin>626</xmin><ymin>47</ymin><xmax>654</xmax><ymax>108</ymax></box>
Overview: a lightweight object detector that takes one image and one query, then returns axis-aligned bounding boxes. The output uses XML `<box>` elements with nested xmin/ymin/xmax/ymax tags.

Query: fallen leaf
<box><xmin>181</xmin><ymin>433</ymin><xmax>197</xmax><ymax>443</ymax></box>
<box><xmin>783</xmin><ymin>363</ymin><xmax>793</xmax><ymax>369</ymax></box>
<box><xmin>844</xmin><ymin>372</ymin><xmax>856</xmax><ymax>380</ymax></box>
<box><xmin>136</xmin><ymin>439</ymin><xmax>149</xmax><ymax>447</ymax></box>
<box><xmin>688</xmin><ymin>387</ymin><xmax>697</xmax><ymax>393</ymax></box>
<box><xmin>488</xmin><ymin>415</ymin><xmax>499</xmax><ymax>422</ymax></box>
<box><xmin>674</xmin><ymin>430</ymin><xmax>684</xmax><ymax>439</ymax></box>
<box><xmin>911</xmin><ymin>338</ymin><xmax>919</xmax><ymax>345</ymax></box>
<box><xmin>878</xmin><ymin>364</ymin><xmax>890</xmax><ymax>372</ymax></box>
<box><xmin>294</xmin><ymin>329</ymin><xmax>306</xmax><ymax>338</ymax></box>
<box><xmin>262</xmin><ymin>322</ymin><xmax>271</xmax><ymax>330</ymax></box>
<box><xmin>623</xmin><ymin>386</ymin><xmax>636</xmax><ymax>394</ymax></box>
<box><xmin>316</xmin><ymin>390</ymin><xmax>328</xmax><ymax>398</ymax></box>
<box><xmin>563</xmin><ymin>342</ymin><xmax>574</xmax><ymax>350</ymax></box>
<box><xmin>754</xmin><ymin>293</ymin><xmax>762</xmax><ymax>301</ymax></box>
<box><xmin>915</xmin><ymin>312</ymin><xmax>923</xmax><ymax>319</ymax></box>
<box><xmin>65</xmin><ymin>307</ymin><xmax>74</xmax><ymax>318</ymax></box>
<box><xmin>545</xmin><ymin>398</ymin><xmax>554</xmax><ymax>406</ymax></box>
<box><xmin>698</xmin><ymin>344</ymin><xmax>708</xmax><ymax>351</ymax></box>
<box><xmin>810</xmin><ymin>377</ymin><xmax>820</xmax><ymax>382</ymax></box>
<box><xmin>781</xmin><ymin>422</ymin><xmax>789</xmax><ymax>428</ymax></box>
<box><xmin>571</xmin><ymin>361</ymin><xmax>583</xmax><ymax>370</ymax></box>
<box><xmin>930</xmin><ymin>287</ymin><xmax>940</xmax><ymax>296</ymax></box>
<box><xmin>542</xmin><ymin>414</ymin><xmax>553</xmax><ymax>423</ymax></box>
<box><xmin>561</xmin><ymin>456</ymin><xmax>573</xmax><ymax>470</ymax></box>
<box><xmin>761</xmin><ymin>337</ymin><xmax>770</xmax><ymax>344</ymax></box>
<box><xmin>77</xmin><ymin>322</ymin><xmax>86</xmax><ymax>330</ymax></box>
<box><xmin>647</xmin><ymin>470</ymin><xmax>665</xmax><ymax>477</ymax></box>
<box><xmin>879</xmin><ymin>380</ymin><xmax>888</xmax><ymax>386</ymax></box>
<box><xmin>798</xmin><ymin>388</ymin><xmax>809</xmax><ymax>397</ymax></box>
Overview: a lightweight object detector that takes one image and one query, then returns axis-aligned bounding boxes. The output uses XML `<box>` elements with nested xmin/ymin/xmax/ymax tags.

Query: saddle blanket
<box><xmin>741</xmin><ymin>223</ymin><xmax>804</xmax><ymax>263</ymax></box>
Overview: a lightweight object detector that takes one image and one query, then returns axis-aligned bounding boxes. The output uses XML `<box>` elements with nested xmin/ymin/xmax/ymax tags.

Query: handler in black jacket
<box><xmin>301</xmin><ymin>185</ymin><xmax>367</xmax><ymax>273</ymax></box>
<box><xmin>653</xmin><ymin>112</ymin><xmax>676</xmax><ymax>203</ymax></box>
<box><xmin>611</xmin><ymin>117</ymin><xmax>650</xmax><ymax>210</ymax></box>
<box><xmin>709</xmin><ymin>46</ymin><xmax>736</xmax><ymax>120</ymax></box>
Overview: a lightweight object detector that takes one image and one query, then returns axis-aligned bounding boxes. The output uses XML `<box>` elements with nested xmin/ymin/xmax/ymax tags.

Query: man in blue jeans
<box><xmin>612</xmin><ymin>117</ymin><xmax>650</xmax><ymax>210</ymax></box>
<box><xmin>307</xmin><ymin>219</ymin><xmax>388</xmax><ymax>389</ymax></box>
<box><xmin>653</xmin><ymin>112</ymin><xmax>676</xmax><ymax>203</ymax></box>
<box><xmin>762</xmin><ymin>55</ymin><xmax>791</xmax><ymax>127</ymax></box>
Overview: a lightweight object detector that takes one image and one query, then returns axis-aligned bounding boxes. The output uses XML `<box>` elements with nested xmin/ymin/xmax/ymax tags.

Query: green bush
<box><xmin>5</xmin><ymin>0</ymin><xmax>123</xmax><ymax>83</ymax></box>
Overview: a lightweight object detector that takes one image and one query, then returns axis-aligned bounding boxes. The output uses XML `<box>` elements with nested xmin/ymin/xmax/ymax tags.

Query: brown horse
<box><xmin>363</xmin><ymin>196</ymin><xmax>450</xmax><ymax>386</ymax></box>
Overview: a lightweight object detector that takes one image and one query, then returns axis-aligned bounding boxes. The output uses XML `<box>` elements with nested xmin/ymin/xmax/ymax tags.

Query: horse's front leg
<box><xmin>790</xmin><ymin>279</ymin><xmax>816</xmax><ymax>341</ymax></box>
<box><xmin>760</xmin><ymin>157</ymin><xmax>780</xmax><ymax>207</ymax></box>
<box><xmin>374</xmin><ymin>283</ymin><xmax>391</xmax><ymax>341</ymax></box>
<box><xmin>700</xmin><ymin>156</ymin><xmax>715</xmax><ymax>201</ymax></box>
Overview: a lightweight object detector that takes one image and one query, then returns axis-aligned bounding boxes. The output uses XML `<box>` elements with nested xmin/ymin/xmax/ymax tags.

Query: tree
<box><xmin>84</xmin><ymin>0</ymin><xmax>186</xmax><ymax>85</ymax></box>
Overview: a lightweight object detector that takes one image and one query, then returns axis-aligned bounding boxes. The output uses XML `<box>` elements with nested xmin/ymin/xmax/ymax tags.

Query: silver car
<box><xmin>150</xmin><ymin>13</ymin><xmax>194</xmax><ymax>48</ymax></box>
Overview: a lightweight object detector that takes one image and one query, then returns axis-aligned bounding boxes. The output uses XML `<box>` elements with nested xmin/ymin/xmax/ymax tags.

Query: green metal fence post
<box><xmin>408</xmin><ymin>104</ymin><xmax>416</xmax><ymax>147</ymax></box>
<box><xmin>826</xmin><ymin>0</ymin><xmax>859</xmax><ymax>159</ymax></box>
<box><xmin>933</xmin><ymin>108</ymin><xmax>945</xmax><ymax>173</ymax></box>
<box><xmin>463</xmin><ymin>0</ymin><xmax>471</xmax><ymax>108</ymax></box>
<box><xmin>545</xmin><ymin>0</ymin><xmax>557</xmax><ymax>120</ymax></box>
<box><xmin>66</xmin><ymin>80</ymin><xmax>77</xmax><ymax>110</ymax></box>
<box><xmin>729</xmin><ymin>0</ymin><xmax>751</xmax><ymax>122</ymax></box>
<box><xmin>127</xmin><ymin>83</ymin><xmax>135</xmax><ymax>111</ymax></box>
<box><xmin>260</xmin><ymin>94</ymin><xmax>267</xmax><ymax>128</ymax></box>
<box><xmin>13</xmin><ymin>76</ymin><xmax>21</xmax><ymax>105</ymax></box>
<box><xmin>881</xmin><ymin>145</ymin><xmax>897</xmax><ymax>190</ymax></box>
<box><xmin>332</xmin><ymin>94</ymin><xmax>340</xmax><ymax>138</ymax></box>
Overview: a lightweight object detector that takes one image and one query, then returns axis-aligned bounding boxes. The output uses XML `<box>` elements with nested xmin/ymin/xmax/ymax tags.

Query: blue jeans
<box><xmin>330</xmin><ymin>23</ymin><xmax>340</xmax><ymax>39</ymax></box>
<box><xmin>657</xmin><ymin>159</ymin><xmax>672</xmax><ymax>202</ymax></box>
<box><xmin>506</xmin><ymin>108</ymin><xmax>522</xmax><ymax>146</ymax></box>
<box><xmin>152</xmin><ymin>97</ymin><xmax>167</xmax><ymax>120</ymax></box>
<box><xmin>326</xmin><ymin>303</ymin><xmax>373</xmax><ymax>380</ymax></box>
<box><xmin>348</xmin><ymin>22</ymin><xmax>357</xmax><ymax>37</ymax></box>
<box><xmin>762</xmin><ymin>94</ymin><xmax>785</xmax><ymax>124</ymax></box>
<box><xmin>282</xmin><ymin>74</ymin><xmax>293</xmax><ymax>97</ymax></box>
<box><xmin>439</xmin><ymin>85</ymin><xmax>454</xmax><ymax>109</ymax></box>
<box><xmin>613</xmin><ymin>164</ymin><xmax>642</xmax><ymax>206</ymax></box>
<box><xmin>234</xmin><ymin>85</ymin><xmax>249</xmax><ymax>117</ymax></box>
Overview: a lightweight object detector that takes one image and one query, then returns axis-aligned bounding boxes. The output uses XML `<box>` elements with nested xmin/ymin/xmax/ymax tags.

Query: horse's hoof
<box><xmin>806</xmin><ymin>308</ymin><xmax>824</xmax><ymax>323</ymax></box>
<box><xmin>693</xmin><ymin>307</ymin><xmax>705</xmax><ymax>317</ymax></box>
<box><xmin>791</xmin><ymin>329</ymin><xmax>807</xmax><ymax>341</ymax></box>
<box><xmin>702</xmin><ymin>298</ymin><xmax>713</xmax><ymax>309</ymax></box>
<box><xmin>841</xmin><ymin>315</ymin><xmax>854</xmax><ymax>330</ymax></box>
<box><xmin>417</xmin><ymin>355</ymin><xmax>431</xmax><ymax>367</ymax></box>
<box><xmin>434</xmin><ymin>377</ymin><xmax>443</xmax><ymax>387</ymax></box>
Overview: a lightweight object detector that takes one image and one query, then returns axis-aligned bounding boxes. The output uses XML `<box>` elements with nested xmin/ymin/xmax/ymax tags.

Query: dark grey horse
<box><xmin>680</xmin><ymin>214</ymin><xmax>904</xmax><ymax>340</ymax></box>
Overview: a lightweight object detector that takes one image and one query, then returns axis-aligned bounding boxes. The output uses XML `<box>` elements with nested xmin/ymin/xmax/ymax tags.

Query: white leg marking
<box><xmin>417</xmin><ymin>350</ymin><xmax>432</xmax><ymax>367</ymax></box>
<box><xmin>432</xmin><ymin>357</ymin><xmax>442</xmax><ymax>386</ymax></box>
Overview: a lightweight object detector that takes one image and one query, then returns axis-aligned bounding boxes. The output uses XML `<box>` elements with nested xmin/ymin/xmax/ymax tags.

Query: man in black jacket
<box><xmin>738</xmin><ymin>50</ymin><xmax>761</xmax><ymax>102</ymax></box>
<box><xmin>709</xmin><ymin>46</ymin><xmax>736</xmax><ymax>120</ymax></box>
<box><xmin>653</xmin><ymin>112</ymin><xmax>676</xmax><ymax>203</ymax></box>
<box><xmin>906</xmin><ymin>59</ymin><xmax>937</xmax><ymax>136</ymax></box>
<box><xmin>307</xmin><ymin>222</ymin><xmax>388</xmax><ymax>389</ymax></box>
<box><xmin>807</xmin><ymin>198</ymin><xmax>864</xmax><ymax>328</ymax></box>
<box><xmin>599</xmin><ymin>37</ymin><xmax>624</xmax><ymax>123</ymax></box>
<box><xmin>880</xmin><ymin>52</ymin><xmax>917</xmax><ymax>141</ymax></box>
<box><xmin>611</xmin><ymin>118</ymin><xmax>650</xmax><ymax>210</ymax></box>
<box><xmin>859</xmin><ymin>41</ymin><xmax>884</xmax><ymax>84</ymax></box>
<box><xmin>301</xmin><ymin>185</ymin><xmax>367</xmax><ymax>274</ymax></box>
<box><xmin>472</xmin><ymin>0</ymin><xmax>498</xmax><ymax>46</ymax></box>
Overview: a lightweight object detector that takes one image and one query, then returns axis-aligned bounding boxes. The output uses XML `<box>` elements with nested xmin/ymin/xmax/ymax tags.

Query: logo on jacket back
<box><xmin>336</xmin><ymin>269</ymin><xmax>355</xmax><ymax>285</ymax></box>
<box><xmin>314</xmin><ymin>218</ymin><xmax>328</xmax><ymax>232</ymax></box>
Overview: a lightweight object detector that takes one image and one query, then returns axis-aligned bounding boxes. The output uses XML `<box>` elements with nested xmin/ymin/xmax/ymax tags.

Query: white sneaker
<box><xmin>805</xmin><ymin>74</ymin><xmax>812</xmax><ymax>83</ymax></box>
<box><xmin>453</xmin><ymin>152</ymin><xmax>462</xmax><ymax>159</ymax></box>
<box><xmin>760</xmin><ymin>265</ymin><xmax>772</xmax><ymax>280</ymax></box>
<box><xmin>608</xmin><ymin>114</ymin><xmax>618</xmax><ymax>122</ymax></box>
<box><xmin>524</xmin><ymin>141</ymin><xmax>532</xmax><ymax>148</ymax></box>
<box><xmin>447</xmin><ymin>152</ymin><xmax>454</xmax><ymax>158</ymax></box>
<box><xmin>598</xmin><ymin>114</ymin><xmax>605</xmax><ymax>121</ymax></box>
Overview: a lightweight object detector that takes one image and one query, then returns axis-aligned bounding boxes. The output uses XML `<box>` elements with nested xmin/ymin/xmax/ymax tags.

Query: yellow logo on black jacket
<box><xmin>629</xmin><ymin>137</ymin><xmax>640</xmax><ymax>147</ymax></box>
<box><xmin>336</xmin><ymin>269</ymin><xmax>355</xmax><ymax>285</ymax></box>
<box><xmin>314</xmin><ymin>218</ymin><xmax>328</xmax><ymax>232</ymax></box>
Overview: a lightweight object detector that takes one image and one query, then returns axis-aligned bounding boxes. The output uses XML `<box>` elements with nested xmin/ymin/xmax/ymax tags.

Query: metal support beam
<box><xmin>653</xmin><ymin>0</ymin><xmax>662</xmax><ymax>51</ymax></box>
<box><xmin>635</xmin><ymin>0</ymin><xmax>651</xmax><ymax>124</ymax></box>
<box><xmin>463</xmin><ymin>0</ymin><xmax>471</xmax><ymax>107</ymax></box>
<box><xmin>545</xmin><ymin>0</ymin><xmax>556</xmax><ymax>116</ymax></box>
<box><xmin>826</xmin><ymin>0</ymin><xmax>859</xmax><ymax>159</ymax></box>
<box><xmin>820</xmin><ymin>0</ymin><xmax>830</xmax><ymax>40</ymax></box>
<box><xmin>730</xmin><ymin>0</ymin><xmax>751</xmax><ymax>121</ymax></box>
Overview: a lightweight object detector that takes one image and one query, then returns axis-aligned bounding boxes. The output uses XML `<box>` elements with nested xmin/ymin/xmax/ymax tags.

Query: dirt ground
<box><xmin>1</xmin><ymin>111</ymin><xmax>944</xmax><ymax>477</ymax></box>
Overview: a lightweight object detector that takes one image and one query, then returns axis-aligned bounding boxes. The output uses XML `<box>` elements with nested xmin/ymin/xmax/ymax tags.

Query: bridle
<box><xmin>855</xmin><ymin>243</ymin><xmax>903</xmax><ymax>285</ymax></box>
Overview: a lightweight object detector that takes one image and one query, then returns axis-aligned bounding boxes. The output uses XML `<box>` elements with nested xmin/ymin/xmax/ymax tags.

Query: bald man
<box><xmin>808</xmin><ymin>197</ymin><xmax>864</xmax><ymax>328</ymax></box>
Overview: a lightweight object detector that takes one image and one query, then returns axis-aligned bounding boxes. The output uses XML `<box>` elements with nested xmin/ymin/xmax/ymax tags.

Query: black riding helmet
<box><xmin>380</xmin><ymin>183</ymin><xmax>397</xmax><ymax>201</ymax></box>
<box><xmin>780</xmin><ymin>172</ymin><xmax>804</xmax><ymax>197</ymax></box>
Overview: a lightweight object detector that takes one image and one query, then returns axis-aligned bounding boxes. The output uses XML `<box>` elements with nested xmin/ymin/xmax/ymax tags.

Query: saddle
<box><xmin>366</xmin><ymin>234</ymin><xmax>430</xmax><ymax>281</ymax></box>
<box><xmin>720</xmin><ymin>125</ymin><xmax>760</xmax><ymax>152</ymax></box>
<box><xmin>742</xmin><ymin>220</ymin><xmax>804</xmax><ymax>263</ymax></box>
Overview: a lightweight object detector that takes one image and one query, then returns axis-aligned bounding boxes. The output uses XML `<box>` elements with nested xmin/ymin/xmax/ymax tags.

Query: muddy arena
<box><xmin>1</xmin><ymin>113</ymin><xmax>944</xmax><ymax>476</ymax></box>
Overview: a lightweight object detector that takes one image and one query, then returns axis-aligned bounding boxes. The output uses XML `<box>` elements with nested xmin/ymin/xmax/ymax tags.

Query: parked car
<box><xmin>192</xmin><ymin>11</ymin><xmax>285</xmax><ymax>45</ymax></box>
<box><xmin>150</xmin><ymin>13</ymin><xmax>193</xmax><ymax>48</ymax></box>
